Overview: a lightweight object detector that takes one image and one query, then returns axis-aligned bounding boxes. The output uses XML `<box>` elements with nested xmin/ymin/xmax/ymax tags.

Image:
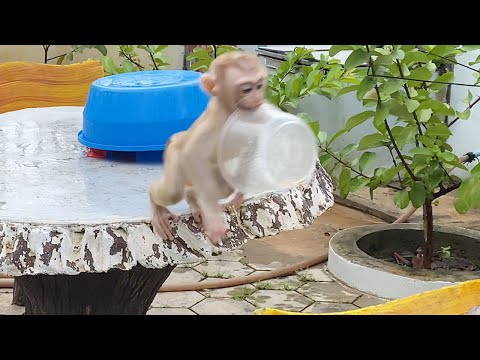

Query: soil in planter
<box><xmin>381</xmin><ymin>247</ymin><xmax>479</xmax><ymax>271</ymax></box>
<box><xmin>357</xmin><ymin>229</ymin><xmax>480</xmax><ymax>272</ymax></box>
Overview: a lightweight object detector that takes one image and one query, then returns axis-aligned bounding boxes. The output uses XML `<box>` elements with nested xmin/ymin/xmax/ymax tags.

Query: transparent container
<box><xmin>217</xmin><ymin>103</ymin><xmax>318</xmax><ymax>196</ymax></box>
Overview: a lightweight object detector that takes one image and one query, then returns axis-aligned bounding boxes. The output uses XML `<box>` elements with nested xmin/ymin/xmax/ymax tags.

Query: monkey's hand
<box><xmin>203</xmin><ymin>215</ymin><xmax>229</xmax><ymax>246</ymax></box>
<box><xmin>151</xmin><ymin>204</ymin><xmax>179</xmax><ymax>240</ymax></box>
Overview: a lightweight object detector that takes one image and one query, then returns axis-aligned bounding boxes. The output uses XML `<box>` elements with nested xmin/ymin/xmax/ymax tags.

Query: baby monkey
<box><xmin>149</xmin><ymin>51</ymin><xmax>268</xmax><ymax>245</ymax></box>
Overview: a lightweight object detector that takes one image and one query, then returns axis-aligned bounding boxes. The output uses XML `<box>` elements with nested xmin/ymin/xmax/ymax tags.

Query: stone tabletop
<box><xmin>0</xmin><ymin>106</ymin><xmax>334</xmax><ymax>277</ymax></box>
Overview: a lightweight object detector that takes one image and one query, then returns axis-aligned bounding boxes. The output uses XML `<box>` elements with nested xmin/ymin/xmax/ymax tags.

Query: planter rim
<box><xmin>329</xmin><ymin>223</ymin><xmax>480</xmax><ymax>281</ymax></box>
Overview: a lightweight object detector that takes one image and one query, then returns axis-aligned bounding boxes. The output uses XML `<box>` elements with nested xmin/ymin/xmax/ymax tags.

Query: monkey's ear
<box><xmin>200</xmin><ymin>74</ymin><xmax>217</xmax><ymax>96</ymax></box>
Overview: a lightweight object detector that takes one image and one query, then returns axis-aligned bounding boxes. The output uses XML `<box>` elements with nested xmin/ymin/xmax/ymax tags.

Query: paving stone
<box><xmin>162</xmin><ymin>267</ymin><xmax>204</xmax><ymax>287</ymax></box>
<box><xmin>303</xmin><ymin>302</ymin><xmax>359</xmax><ymax>314</ymax></box>
<box><xmin>177</xmin><ymin>260</ymin><xmax>206</xmax><ymax>268</ymax></box>
<box><xmin>0</xmin><ymin>288</ymin><xmax>13</xmax><ymax>293</ymax></box>
<box><xmin>0</xmin><ymin>294</ymin><xmax>24</xmax><ymax>315</ymax></box>
<box><xmin>147</xmin><ymin>308</ymin><xmax>197</xmax><ymax>315</ymax></box>
<box><xmin>296</xmin><ymin>268</ymin><xmax>333</xmax><ymax>282</ymax></box>
<box><xmin>248</xmin><ymin>290</ymin><xmax>313</xmax><ymax>312</ymax></box>
<box><xmin>354</xmin><ymin>294</ymin><xmax>388</xmax><ymax>308</ymax></box>
<box><xmin>254</xmin><ymin>276</ymin><xmax>303</xmax><ymax>290</ymax></box>
<box><xmin>200</xmin><ymin>284</ymin><xmax>257</xmax><ymax>299</ymax></box>
<box><xmin>246</xmin><ymin>261</ymin><xmax>285</xmax><ymax>271</ymax></box>
<box><xmin>194</xmin><ymin>261</ymin><xmax>254</xmax><ymax>278</ymax></box>
<box><xmin>191</xmin><ymin>298</ymin><xmax>256</xmax><ymax>315</ymax></box>
<box><xmin>297</xmin><ymin>282</ymin><xmax>362</xmax><ymax>303</ymax></box>
<box><xmin>151</xmin><ymin>291</ymin><xmax>204</xmax><ymax>308</ymax></box>
<box><xmin>209</xmin><ymin>250</ymin><xmax>245</xmax><ymax>261</ymax></box>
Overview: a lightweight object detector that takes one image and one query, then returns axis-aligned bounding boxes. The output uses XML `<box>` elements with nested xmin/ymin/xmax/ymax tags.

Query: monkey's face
<box><xmin>223</xmin><ymin>66</ymin><xmax>267</xmax><ymax>111</ymax></box>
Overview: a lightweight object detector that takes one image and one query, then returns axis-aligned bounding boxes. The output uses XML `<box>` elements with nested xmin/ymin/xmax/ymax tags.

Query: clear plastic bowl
<box><xmin>217</xmin><ymin>103</ymin><xmax>318</xmax><ymax>196</ymax></box>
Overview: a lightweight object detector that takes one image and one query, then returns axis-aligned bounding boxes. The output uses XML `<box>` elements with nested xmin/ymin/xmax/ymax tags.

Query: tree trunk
<box><xmin>15</xmin><ymin>265</ymin><xmax>175</xmax><ymax>315</ymax></box>
<box><xmin>423</xmin><ymin>200</ymin><xmax>434</xmax><ymax>269</ymax></box>
<box><xmin>12</xmin><ymin>278</ymin><xmax>25</xmax><ymax>306</ymax></box>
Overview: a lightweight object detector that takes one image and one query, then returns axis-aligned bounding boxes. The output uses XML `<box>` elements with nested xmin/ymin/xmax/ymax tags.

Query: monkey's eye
<box><xmin>257</xmin><ymin>84</ymin><xmax>263</xmax><ymax>89</ymax></box>
<box><xmin>242</xmin><ymin>88</ymin><xmax>253</xmax><ymax>94</ymax></box>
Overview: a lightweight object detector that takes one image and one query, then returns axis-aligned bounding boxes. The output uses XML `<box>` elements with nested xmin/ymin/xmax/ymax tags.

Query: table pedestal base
<box><xmin>16</xmin><ymin>265</ymin><xmax>175</xmax><ymax>315</ymax></box>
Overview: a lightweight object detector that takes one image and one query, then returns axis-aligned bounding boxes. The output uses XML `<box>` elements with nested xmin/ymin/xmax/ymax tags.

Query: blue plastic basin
<box><xmin>78</xmin><ymin>70</ymin><xmax>210</xmax><ymax>151</ymax></box>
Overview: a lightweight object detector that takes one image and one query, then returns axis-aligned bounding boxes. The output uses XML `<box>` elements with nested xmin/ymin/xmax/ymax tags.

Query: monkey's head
<box><xmin>200</xmin><ymin>51</ymin><xmax>268</xmax><ymax>113</ymax></box>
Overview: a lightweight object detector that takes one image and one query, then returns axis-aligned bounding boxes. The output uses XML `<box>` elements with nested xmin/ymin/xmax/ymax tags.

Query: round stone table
<box><xmin>0</xmin><ymin>106</ymin><xmax>334</xmax><ymax>315</ymax></box>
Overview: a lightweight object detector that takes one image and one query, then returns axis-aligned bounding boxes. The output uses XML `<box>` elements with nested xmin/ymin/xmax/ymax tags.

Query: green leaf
<box><xmin>122</xmin><ymin>59</ymin><xmax>138</xmax><ymax>73</ymax></box>
<box><xmin>317</xmin><ymin>131</ymin><xmax>328</xmax><ymax>144</ymax></box>
<box><xmin>345</xmin><ymin>111</ymin><xmax>375</xmax><ymax>131</ymax></box>
<box><xmin>391</xmin><ymin>49</ymin><xmax>405</xmax><ymax>60</ymax></box>
<box><xmin>429</xmin><ymin>72</ymin><xmax>454</xmax><ymax>91</ymax></box>
<box><xmin>407</xmin><ymin>67</ymin><xmax>432</xmax><ymax>86</ymax></box>
<box><xmin>357</xmin><ymin>77</ymin><xmax>376</xmax><ymax>101</ymax></box>
<box><xmin>381</xmin><ymin>79</ymin><xmax>404</xmax><ymax>95</ymax></box>
<box><xmin>101</xmin><ymin>56</ymin><xmax>117</xmax><ymax>74</ymax></box>
<box><xmin>462</xmin><ymin>45</ymin><xmax>480</xmax><ymax>51</ymax></box>
<box><xmin>382</xmin><ymin>165</ymin><xmax>403</xmax><ymax>185</ymax></box>
<box><xmin>463</xmin><ymin>90</ymin><xmax>473</xmax><ymax>105</ymax></box>
<box><xmin>373</xmin><ymin>107</ymin><xmax>388</xmax><ymax>134</ymax></box>
<box><xmin>409</xmin><ymin>182</ymin><xmax>426</xmax><ymax>209</ymax></box>
<box><xmin>425</xmin><ymin>123</ymin><xmax>452</xmax><ymax>137</ymax></box>
<box><xmin>472</xmin><ymin>163</ymin><xmax>480</xmax><ymax>175</ymax></box>
<box><xmin>417</xmin><ymin>135</ymin><xmax>436</xmax><ymax>147</ymax></box>
<box><xmin>394</xmin><ymin>190</ymin><xmax>410</xmax><ymax>209</ymax></box>
<box><xmin>306</xmin><ymin>70</ymin><xmax>321</xmax><ymax>89</ymax></box>
<box><xmin>350</xmin><ymin>177</ymin><xmax>369</xmax><ymax>192</ymax></box>
<box><xmin>345</xmin><ymin>48</ymin><xmax>369</xmax><ymax>70</ymax></box>
<box><xmin>410</xmin><ymin>147</ymin><xmax>435</xmax><ymax>156</ymax></box>
<box><xmin>329</xmin><ymin>45</ymin><xmax>353</xmax><ymax>57</ymax></box>
<box><xmin>56</xmin><ymin>54</ymin><xmax>65</xmax><ymax>65</ymax></box>
<box><xmin>359</xmin><ymin>152</ymin><xmax>376</xmax><ymax>172</ymax></box>
<box><xmin>403</xmin><ymin>50</ymin><xmax>429</xmax><ymax>64</ymax></box>
<box><xmin>455</xmin><ymin>175</ymin><xmax>480</xmax><ymax>214</ymax></box>
<box><xmin>405</xmin><ymin>99</ymin><xmax>420</xmax><ymax>113</ymax></box>
<box><xmin>426</xmin><ymin>168</ymin><xmax>444</xmax><ymax>191</ymax></box>
<box><xmin>339</xmin><ymin>168</ymin><xmax>352</xmax><ymax>198</ymax></box>
<box><xmin>358</xmin><ymin>133</ymin><xmax>386</xmax><ymax>150</ymax></box>
<box><xmin>319</xmin><ymin>153</ymin><xmax>333</xmax><ymax>165</ymax></box>
<box><xmin>95</xmin><ymin>45</ymin><xmax>108</xmax><ymax>56</ymax></box>
<box><xmin>397</xmin><ymin>126</ymin><xmax>417</xmax><ymax>149</ymax></box>
<box><xmin>340</xmin><ymin>144</ymin><xmax>358</xmax><ymax>157</ymax></box>
<box><xmin>328</xmin><ymin>129</ymin><xmax>346</xmax><ymax>146</ymax></box>
<box><xmin>417</xmin><ymin>109</ymin><xmax>433</xmax><ymax>122</ymax></box>
<box><xmin>307</xmin><ymin>120</ymin><xmax>320</xmax><ymax>136</ymax></box>
<box><xmin>337</xmin><ymin>85</ymin><xmax>359</xmax><ymax>96</ymax></box>
<box><xmin>456</xmin><ymin>107</ymin><xmax>471</xmax><ymax>120</ymax></box>
<box><xmin>417</xmin><ymin>100</ymin><xmax>456</xmax><ymax>115</ymax></box>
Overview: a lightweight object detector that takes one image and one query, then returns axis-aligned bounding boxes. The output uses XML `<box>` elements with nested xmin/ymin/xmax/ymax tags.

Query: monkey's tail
<box><xmin>0</xmin><ymin>252</ymin><xmax>329</xmax><ymax>292</ymax></box>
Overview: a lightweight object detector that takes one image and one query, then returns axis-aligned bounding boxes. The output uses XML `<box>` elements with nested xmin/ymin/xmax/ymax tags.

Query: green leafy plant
<box><xmin>42</xmin><ymin>45</ymin><xmax>108</xmax><ymax>64</ymax></box>
<box><xmin>265</xmin><ymin>46</ymin><xmax>364</xmax><ymax>144</ymax></box>
<box><xmin>100</xmin><ymin>45</ymin><xmax>170</xmax><ymax>75</ymax></box>
<box><xmin>186</xmin><ymin>45</ymin><xmax>239</xmax><ymax>71</ymax></box>
<box><xmin>315</xmin><ymin>45</ymin><xmax>480</xmax><ymax>269</ymax></box>
<box><xmin>440</xmin><ymin>246</ymin><xmax>452</xmax><ymax>259</ymax></box>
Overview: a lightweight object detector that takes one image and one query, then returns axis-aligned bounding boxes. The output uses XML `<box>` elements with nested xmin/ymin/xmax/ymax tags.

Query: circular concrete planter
<box><xmin>327</xmin><ymin>223</ymin><xmax>480</xmax><ymax>299</ymax></box>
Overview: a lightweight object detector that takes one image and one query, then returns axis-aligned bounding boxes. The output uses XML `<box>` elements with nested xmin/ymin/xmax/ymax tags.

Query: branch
<box><xmin>433</xmin><ymin>182</ymin><xmax>460</xmax><ymax>199</ymax></box>
<box><xmin>365</xmin><ymin>46</ymin><xmax>418</xmax><ymax>182</ymax></box>
<box><xmin>320</xmin><ymin>145</ymin><xmax>401</xmax><ymax>191</ymax></box>
<box><xmin>46</xmin><ymin>45</ymin><xmax>82</xmax><ymax>63</ymax></box>
<box><xmin>145</xmin><ymin>45</ymin><xmax>159</xmax><ymax>70</ymax></box>
<box><xmin>448</xmin><ymin>96</ymin><xmax>480</xmax><ymax>127</ymax></box>
<box><xmin>119</xmin><ymin>48</ymin><xmax>144</xmax><ymax>69</ymax></box>
<box><xmin>395</xmin><ymin>59</ymin><xmax>424</xmax><ymax>137</ymax></box>
<box><xmin>418</xmin><ymin>48</ymin><xmax>480</xmax><ymax>74</ymax></box>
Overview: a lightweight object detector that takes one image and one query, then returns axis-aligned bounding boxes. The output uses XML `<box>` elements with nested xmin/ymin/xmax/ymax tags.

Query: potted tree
<box><xmin>314</xmin><ymin>45</ymin><xmax>480</xmax><ymax>299</ymax></box>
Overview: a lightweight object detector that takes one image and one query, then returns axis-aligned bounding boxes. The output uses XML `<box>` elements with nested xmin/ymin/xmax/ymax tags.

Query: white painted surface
<box><xmin>0</xmin><ymin>106</ymin><xmax>190</xmax><ymax>224</ymax></box>
<box><xmin>327</xmin><ymin>244</ymin><xmax>459</xmax><ymax>299</ymax></box>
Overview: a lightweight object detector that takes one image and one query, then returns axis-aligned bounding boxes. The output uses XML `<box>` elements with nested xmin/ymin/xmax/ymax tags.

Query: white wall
<box><xmin>448</xmin><ymin>49</ymin><xmax>480</xmax><ymax>178</ymax></box>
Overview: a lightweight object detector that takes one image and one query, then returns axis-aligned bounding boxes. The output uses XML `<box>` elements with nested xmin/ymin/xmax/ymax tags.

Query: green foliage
<box><xmin>311</xmin><ymin>45</ymin><xmax>480</xmax><ymax>218</ymax></box>
<box><xmin>101</xmin><ymin>45</ymin><xmax>170</xmax><ymax>75</ymax></box>
<box><xmin>186</xmin><ymin>45</ymin><xmax>239</xmax><ymax>71</ymax></box>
